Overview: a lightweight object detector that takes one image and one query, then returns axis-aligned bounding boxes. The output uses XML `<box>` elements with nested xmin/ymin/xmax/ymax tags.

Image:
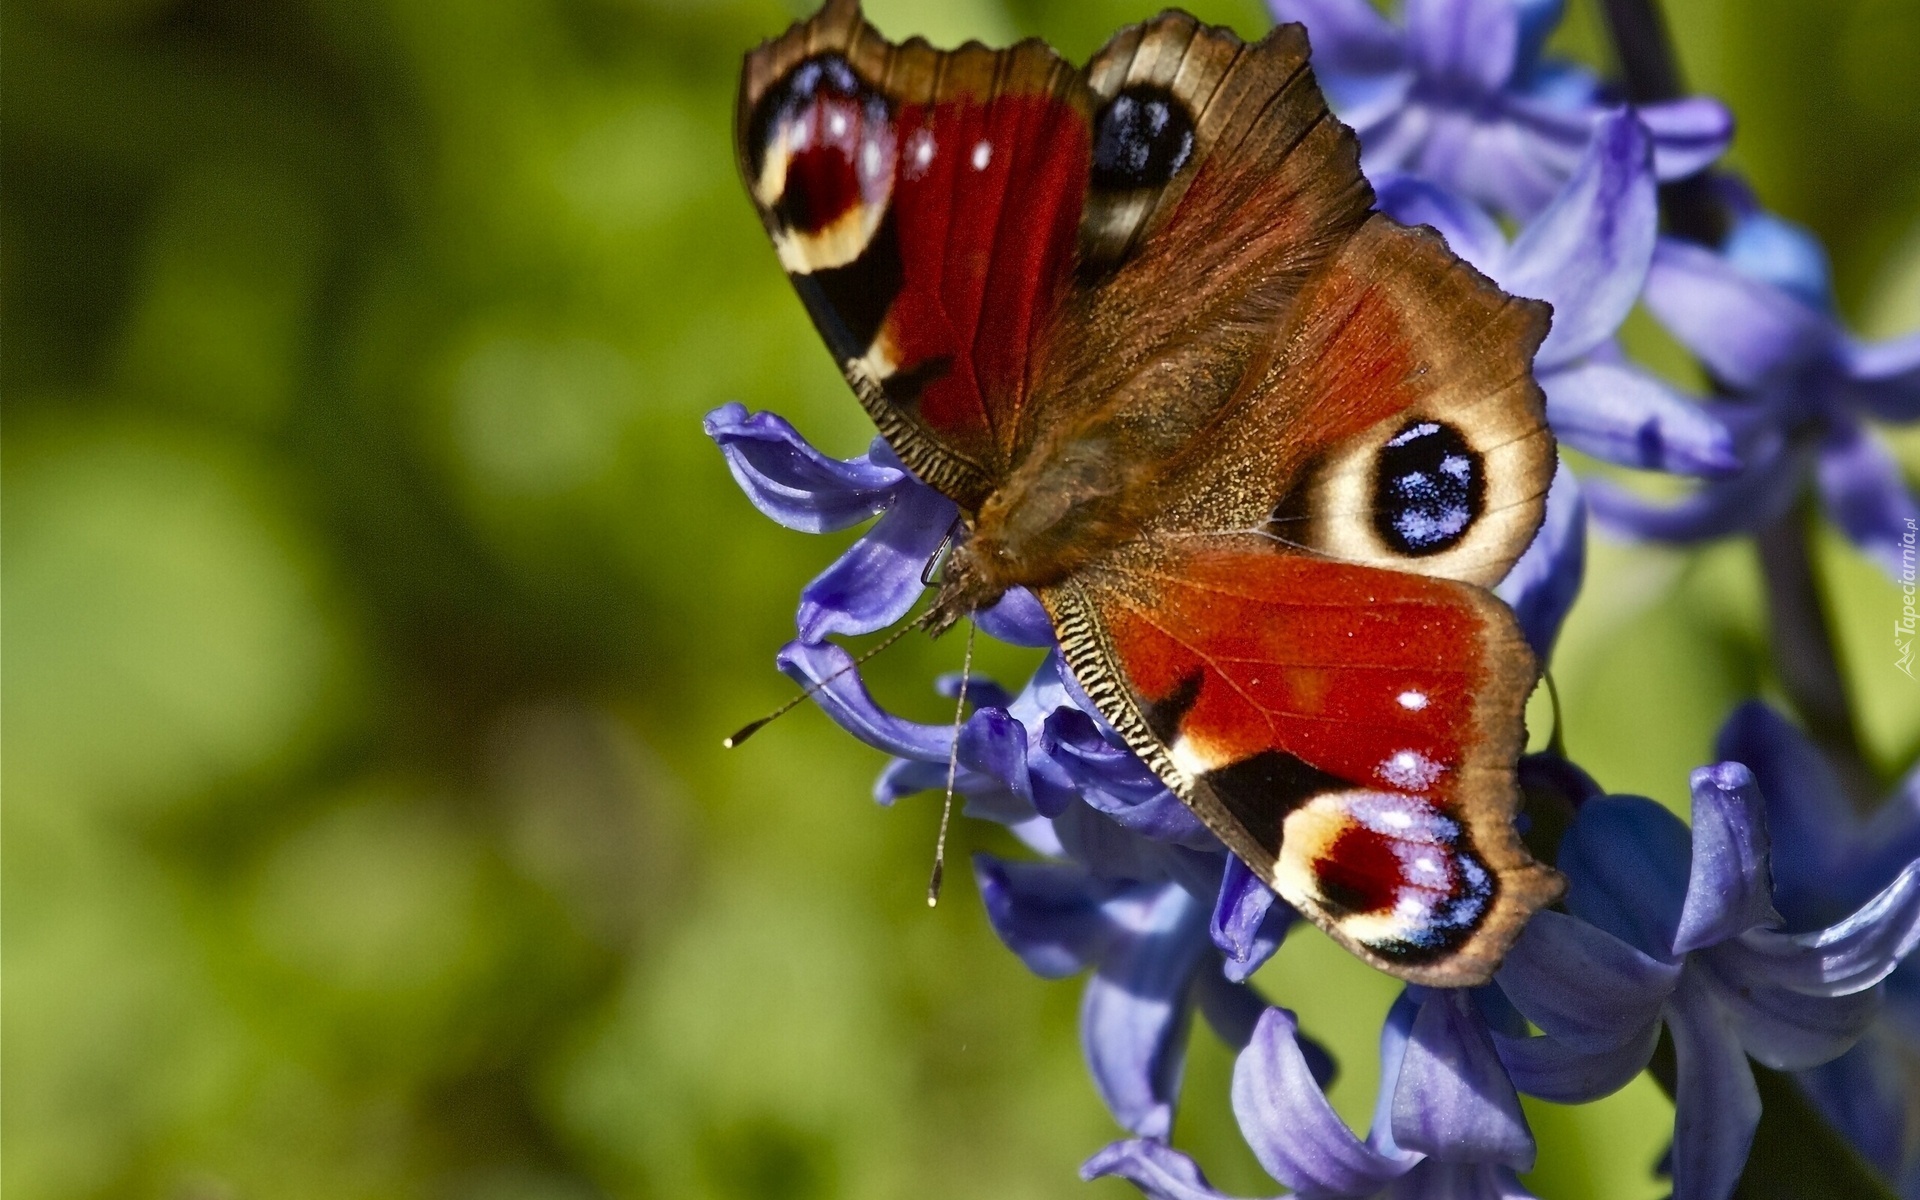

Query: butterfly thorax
<box><xmin>931</xmin><ymin>426</ymin><xmax>1155</xmax><ymax>632</ymax></box>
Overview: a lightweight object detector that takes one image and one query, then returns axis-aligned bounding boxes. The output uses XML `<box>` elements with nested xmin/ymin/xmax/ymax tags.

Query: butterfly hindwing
<box><xmin>1045</xmin><ymin>539</ymin><xmax>1562</xmax><ymax>986</ymax></box>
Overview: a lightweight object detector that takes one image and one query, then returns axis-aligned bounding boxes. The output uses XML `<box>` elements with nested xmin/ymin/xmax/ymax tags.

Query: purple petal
<box><xmin>1814</xmin><ymin>421</ymin><xmax>1920</xmax><ymax>582</ymax></box>
<box><xmin>705</xmin><ymin>404</ymin><xmax>905</xmax><ymax>532</ymax></box>
<box><xmin>1638</xmin><ymin>96</ymin><xmax>1734</xmax><ymax>180</ymax></box>
<box><xmin>975</xmin><ymin>855</ymin><xmax>1121</xmax><ymax>978</ymax></box>
<box><xmin>1559</xmin><ymin>795</ymin><xmax>1691</xmax><ymax>962</ymax></box>
<box><xmin>1840</xmin><ymin>330</ymin><xmax>1920</xmax><ymax>422</ymax></box>
<box><xmin>777</xmin><ymin>640</ymin><xmax>951</xmax><ymax>759</ymax></box>
<box><xmin>795</xmin><ymin>482</ymin><xmax>956</xmax><ymax>640</ymax></box>
<box><xmin>958</xmin><ymin>705</ymin><xmax>1041</xmax><ymax>810</ymax></box>
<box><xmin>1210</xmin><ymin>856</ymin><xmax>1297</xmax><ymax>983</ymax></box>
<box><xmin>1494</xmin><ymin>1018</ymin><xmax>1660</xmax><ymax>1103</ymax></box>
<box><xmin>1233</xmin><ymin>1007</ymin><xmax>1415</xmax><ymax>1194</ymax></box>
<box><xmin>1583</xmin><ymin>441</ymin><xmax>1811</xmax><ymax>544</ymax></box>
<box><xmin>872</xmin><ymin>756</ymin><xmax>1004</xmax><ymax>811</ymax></box>
<box><xmin>1387</xmin><ymin>1161</ymin><xmax>1540</xmax><ymax>1200</ymax></box>
<box><xmin>1665</xmin><ymin>974</ymin><xmax>1761</xmax><ymax>1200</ymax></box>
<box><xmin>1081</xmin><ymin>1139</ymin><xmax>1250</xmax><ymax>1200</ymax></box>
<box><xmin>1714</xmin><ymin>701</ymin><xmax>1856</xmax><ymax>924</ymax></box>
<box><xmin>1269</xmin><ymin>0</ymin><xmax>1405</xmax><ymax>77</ymax></box>
<box><xmin>1496</xmin><ymin>909</ymin><xmax>1681</xmax><ymax>1052</ymax></box>
<box><xmin>1503</xmin><ymin>110</ymin><xmax>1656</xmax><ymax>368</ymax></box>
<box><xmin>1673</xmin><ymin>762</ymin><xmax>1781</xmax><ymax>956</ymax></box>
<box><xmin>1374</xmin><ymin>173</ymin><xmax>1508</xmax><ymax>274</ymax></box>
<box><xmin>1391</xmin><ymin>990</ymin><xmax>1534</xmax><ymax>1169</ymax></box>
<box><xmin>1494</xmin><ymin>461</ymin><xmax>1585</xmax><ymax>660</ymax></box>
<box><xmin>1541</xmin><ymin>359</ymin><xmax>1739</xmax><ymax>475</ymax></box>
<box><xmin>1696</xmin><ymin>946</ymin><xmax>1880</xmax><ymax>1070</ymax></box>
<box><xmin>1726</xmin><ymin>862</ymin><xmax>1920</xmax><ymax>998</ymax></box>
<box><xmin>1722</xmin><ymin>208</ymin><xmax>1833</xmax><ymax>312</ymax></box>
<box><xmin>1082</xmin><ymin>881</ymin><xmax>1213</xmax><ymax>1137</ymax></box>
<box><xmin>1404</xmin><ymin>0</ymin><xmax>1519</xmax><ymax>91</ymax></box>
<box><xmin>1643</xmin><ymin>238</ymin><xmax>1834</xmax><ymax>389</ymax></box>
<box><xmin>1794</xmin><ymin>1032</ymin><xmax>1912</xmax><ymax>1176</ymax></box>
<box><xmin>974</xmin><ymin>586</ymin><xmax>1055</xmax><ymax>647</ymax></box>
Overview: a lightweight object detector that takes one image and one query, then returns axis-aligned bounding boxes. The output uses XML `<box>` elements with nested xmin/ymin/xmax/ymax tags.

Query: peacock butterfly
<box><xmin>736</xmin><ymin>0</ymin><xmax>1564</xmax><ymax>987</ymax></box>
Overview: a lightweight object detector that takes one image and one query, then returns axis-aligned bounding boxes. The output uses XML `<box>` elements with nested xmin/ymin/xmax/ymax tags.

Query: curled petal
<box><xmin>1673</xmin><ymin>763</ymin><xmax>1781</xmax><ymax>955</ymax></box>
<box><xmin>871</xmin><ymin>756</ymin><xmax>1005</xmax><ymax>811</ymax></box>
<box><xmin>1083</xmin><ymin>882</ymin><xmax>1213</xmax><ymax>1137</ymax></box>
<box><xmin>1494</xmin><ymin>461</ymin><xmax>1585</xmax><ymax>660</ymax></box>
<box><xmin>1583</xmin><ymin>440</ymin><xmax>1811</xmax><ymax>544</ymax></box>
<box><xmin>1387</xmin><ymin>1161</ymin><xmax>1540</xmax><ymax>1200</ymax></box>
<box><xmin>1504</xmin><ymin>109</ymin><xmax>1657</xmax><ymax>368</ymax></box>
<box><xmin>1559</xmin><ymin>795</ymin><xmax>1691</xmax><ymax>962</ymax></box>
<box><xmin>1233</xmin><ymin>1007</ymin><xmax>1416</xmax><ymax>1194</ymax></box>
<box><xmin>1840</xmin><ymin>330</ymin><xmax>1920</xmax><ymax>422</ymax></box>
<box><xmin>1665</xmin><ymin>974</ymin><xmax>1761</xmax><ymax>1200</ymax></box>
<box><xmin>1404</xmin><ymin>0</ymin><xmax>1519</xmax><ymax>92</ymax></box>
<box><xmin>975</xmin><ymin>855</ymin><xmax>1120</xmax><ymax>978</ymax></box>
<box><xmin>705</xmin><ymin>404</ymin><xmax>904</xmax><ymax>532</ymax></box>
<box><xmin>1814</xmin><ymin>421</ymin><xmax>1920</xmax><ymax>582</ymax></box>
<box><xmin>1081</xmin><ymin>1139</ymin><xmax>1250</xmax><ymax>1200</ymax></box>
<box><xmin>1373</xmin><ymin>173</ymin><xmax>1507</xmax><ymax>274</ymax></box>
<box><xmin>958</xmin><ymin>705</ymin><xmax>1042</xmax><ymax>811</ymax></box>
<box><xmin>1713</xmin><ymin>700</ymin><xmax>1854</xmax><ymax>921</ymax></box>
<box><xmin>1391</xmin><ymin>990</ymin><xmax>1534</xmax><ymax>1169</ymax></box>
<box><xmin>1540</xmin><ymin>359</ymin><xmax>1739</xmax><ymax>476</ymax></box>
<box><xmin>975</xmin><ymin>586</ymin><xmax>1055</xmax><ymax>647</ymax></box>
<box><xmin>1726</xmin><ymin>862</ymin><xmax>1920</xmax><ymax>998</ymax></box>
<box><xmin>1494</xmin><ymin>1018</ymin><xmax>1660</xmax><ymax>1104</ymax></box>
<box><xmin>777</xmin><ymin>640</ymin><xmax>950</xmax><ymax>759</ymax></box>
<box><xmin>795</xmin><ymin>482</ymin><xmax>956</xmax><ymax>640</ymax></box>
<box><xmin>1269</xmin><ymin>0</ymin><xmax>1405</xmax><ymax>78</ymax></box>
<box><xmin>1210</xmin><ymin>856</ymin><xmax>1297</xmax><ymax>983</ymax></box>
<box><xmin>1696</xmin><ymin>944</ymin><xmax>1880</xmax><ymax>1070</ymax></box>
<box><xmin>1496</xmin><ymin>909</ymin><xmax>1681</xmax><ymax>1053</ymax></box>
<box><xmin>1643</xmin><ymin>238</ymin><xmax>1833</xmax><ymax>390</ymax></box>
<box><xmin>1638</xmin><ymin>96</ymin><xmax>1735</xmax><ymax>181</ymax></box>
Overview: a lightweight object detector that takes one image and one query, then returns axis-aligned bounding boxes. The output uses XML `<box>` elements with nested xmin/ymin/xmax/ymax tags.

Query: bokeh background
<box><xmin>7</xmin><ymin>0</ymin><xmax>1920</xmax><ymax>1196</ymax></box>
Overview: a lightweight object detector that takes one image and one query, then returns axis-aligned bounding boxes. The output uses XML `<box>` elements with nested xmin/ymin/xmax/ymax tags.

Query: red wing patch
<box><xmin>1051</xmin><ymin>539</ymin><xmax>1562</xmax><ymax>987</ymax></box>
<box><xmin>738</xmin><ymin>9</ymin><xmax>1090</xmax><ymax>498</ymax></box>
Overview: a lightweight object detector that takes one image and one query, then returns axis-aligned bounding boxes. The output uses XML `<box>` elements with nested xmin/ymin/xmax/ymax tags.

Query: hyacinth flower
<box><xmin>975</xmin><ymin>855</ymin><xmax>1335</xmax><ymax>1138</ymax></box>
<box><xmin>1494</xmin><ymin>764</ymin><xmax>1920</xmax><ymax>1200</ymax></box>
<box><xmin>1715</xmin><ymin>701</ymin><xmax>1920</xmax><ymax>1191</ymax></box>
<box><xmin>1084</xmin><ymin>989</ymin><xmax>1542</xmax><ymax>1200</ymax></box>
<box><xmin>1373</xmin><ymin>108</ymin><xmax>1738</xmax><ymax>481</ymax></box>
<box><xmin>1584</xmin><ymin>189</ymin><xmax>1920</xmax><ymax>579</ymax></box>
<box><xmin>1267</xmin><ymin>0</ymin><xmax>1731</xmax><ymax>217</ymax></box>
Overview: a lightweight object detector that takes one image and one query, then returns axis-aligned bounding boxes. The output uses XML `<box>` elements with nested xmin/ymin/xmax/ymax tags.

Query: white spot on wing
<box><xmin>971</xmin><ymin>140</ymin><xmax>992</xmax><ymax>171</ymax></box>
<box><xmin>1168</xmin><ymin>737</ymin><xmax>1215</xmax><ymax>781</ymax></box>
<box><xmin>905</xmin><ymin>129</ymin><xmax>936</xmax><ymax>179</ymax></box>
<box><xmin>1379</xmin><ymin>750</ymin><xmax>1443</xmax><ymax>790</ymax></box>
<box><xmin>1397</xmin><ymin>690</ymin><xmax>1428</xmax><ymax>711</ymax></box>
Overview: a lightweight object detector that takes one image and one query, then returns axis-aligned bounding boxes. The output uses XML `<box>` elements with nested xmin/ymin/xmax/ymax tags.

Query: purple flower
<box><xmin>976</xmin><ymin>856</ymin><xmax>1330</xmax><ymax>1138</ymax></box>
<box><xmin>1269</xmin><ymin>0</ymin><xmax>1732</xmax><ymax>217</ymax></box>
<box><xmin>1084</xmin><ymin>990</ymin><xmax>1539</xmax><ymax>1200</ymax></box>
<box><xmin>1583</xmin><ymin>191</ymin><xmax>1920</xmax><ymax>580</ymax></box>
<box><xmin>1375</xmin><ymin>108</ymin><xmax>1738</xmax><ymax>480</ymax></box>
<box><xmin>1715</xmin><ymin>702</ymin><xmax>1920</xmax><ymax>1190</ymax></box>
<box><xmin>1494</xmin><ymin>763</ymin><xmax>1920</xmax><ymax>1200</ymax></box>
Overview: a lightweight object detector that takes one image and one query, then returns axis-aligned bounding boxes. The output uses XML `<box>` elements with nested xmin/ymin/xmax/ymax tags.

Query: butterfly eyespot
<box><xmin>1090</xmin><ymin>84</ymin><xmax>1195</xmax><ymax>190</ymax></box>
<box><xmin>1371</xmin><ymin>420</ymin><xmax>1485</xmax><ymax>557</ymax></box>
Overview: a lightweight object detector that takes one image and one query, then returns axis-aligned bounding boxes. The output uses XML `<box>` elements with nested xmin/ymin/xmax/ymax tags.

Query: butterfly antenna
<box><xmin>722</xmin><ymin>610</ymin><xmax>935</xmax><ymax>748</ymax></box>
<box><xmin>927</xmin><ymin>617</ymin><xmax>976</xmax><ymax>907</ymax></box>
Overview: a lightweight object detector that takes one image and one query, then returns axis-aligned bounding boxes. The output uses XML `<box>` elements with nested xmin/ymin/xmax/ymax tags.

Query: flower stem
<box><xmin>1596</xmin><ymin>0</ymin><xmax>1880</xmax><ymax>814</ymax></box>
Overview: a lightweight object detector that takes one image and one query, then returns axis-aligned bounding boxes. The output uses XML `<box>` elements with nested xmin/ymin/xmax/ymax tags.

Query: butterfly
<box><xmin>736</xmin><ymin>0</ymin><xmax>1564</xmax><ymax>987</ymax></box>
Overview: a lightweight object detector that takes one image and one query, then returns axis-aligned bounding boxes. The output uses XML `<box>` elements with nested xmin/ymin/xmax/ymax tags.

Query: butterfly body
<box><xmin>738</xmin><ymin>0</ymin><xmax>1564</xmax><ymax>987</ymax></box>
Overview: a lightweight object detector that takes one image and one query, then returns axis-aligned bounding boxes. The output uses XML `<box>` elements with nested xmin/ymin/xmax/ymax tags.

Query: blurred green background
<box><xmin>6</xmin><ymin>0</ymin><xmax>1920</xmax><ymax>1196</ymax></box>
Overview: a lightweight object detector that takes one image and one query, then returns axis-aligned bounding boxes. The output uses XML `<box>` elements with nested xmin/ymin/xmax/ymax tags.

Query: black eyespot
<box><xmin>1090</xmin><ymin>84</ymin><xmax>1195</xmax><ymax>190</ymax></box>
<box><xmin>1371</xmin><ymin>421</ymin><xmax>1484</xmax><ymax>557</ymax></box>
<box><xmin>745</xmin><ymin>53</ymin><xmax>885</xmax><ymax>183</ymax></box>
